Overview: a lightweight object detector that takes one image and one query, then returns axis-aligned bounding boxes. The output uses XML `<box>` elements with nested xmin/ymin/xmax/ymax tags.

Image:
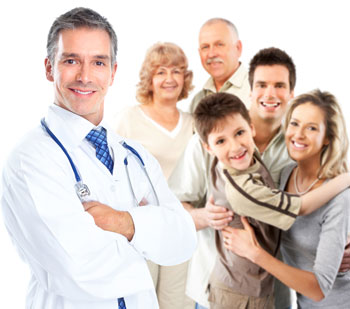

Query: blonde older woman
<box><xmin>222</xmin><ymin>90</ymin><xmax>350</xmax><ymax>308</ymax></box>
<box><xmin>115</xmin><ymin>42</ymin><xmax>194</xmax><ymax>309</ymax></box>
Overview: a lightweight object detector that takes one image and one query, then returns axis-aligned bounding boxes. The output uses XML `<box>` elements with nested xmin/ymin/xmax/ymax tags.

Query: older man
<box><xmin>190</xmin><ymin>18</ymin><xmax>250</xmax><ymax>114</ymax></box>
<box><xmin>1</xmin><ymin>7</ymin><xmax>196</xmax><ymax>309</ymax></box>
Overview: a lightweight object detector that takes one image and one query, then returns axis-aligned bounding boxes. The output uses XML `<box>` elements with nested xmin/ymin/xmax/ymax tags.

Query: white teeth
<box><xmin>293</xmin><ymin>141</ymin><xmax>306</xmax><ymax>148</ymax></box>
<box><xmin>261</xmin><ymin>101</ymin><xmax>280</xmax><ymax>107</ymax></box>
<box><xmin>74</xmin><ymin>89</ymin><xmax>93</xmax><ymax>95</ymax></box>
<box><xmin>232</xmin><ymin>151</ymin><xmax>246</xmax><ymax>159</ymax></box>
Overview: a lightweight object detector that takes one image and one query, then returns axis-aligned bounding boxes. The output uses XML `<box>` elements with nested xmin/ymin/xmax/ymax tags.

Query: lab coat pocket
<box><xmin>135</xmin><ymin>181</ymin><xmax>152</xmax><ymax>206</ymax></box>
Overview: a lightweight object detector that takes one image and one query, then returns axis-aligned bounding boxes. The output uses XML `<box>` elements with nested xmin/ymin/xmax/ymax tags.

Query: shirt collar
<box><xmin>203</xmin><ymin>63</ymin><xmax>248</xmax><ymax>92</ymax></box>
<box><xmin>45</xmin><ymin>105</ymin><xmax>114</xmax><ymax>152</ymax></box>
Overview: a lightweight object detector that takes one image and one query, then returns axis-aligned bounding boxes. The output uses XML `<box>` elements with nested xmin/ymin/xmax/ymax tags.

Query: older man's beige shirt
<box><xmin>190</xmin><ymin>63</ymin><xmax>250</xmax><ymax>114</ymax></box>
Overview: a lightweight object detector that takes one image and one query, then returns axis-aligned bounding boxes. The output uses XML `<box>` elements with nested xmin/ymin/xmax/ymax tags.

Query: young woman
<box><xmin>115</xmin><ymin>42</ymin><xmax>194</xmax><ymax>309</ymax></box>
<box><xmin>222</xmin><ymin>89</ymin><xmax>350</xmax><ymax>308</ymax></box>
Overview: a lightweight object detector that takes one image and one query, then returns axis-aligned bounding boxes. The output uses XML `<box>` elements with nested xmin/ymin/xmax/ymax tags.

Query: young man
<box><xmin>1</xmin><ymin>7</ymin><xmax>196</xmax><ymax>309</ymax></box>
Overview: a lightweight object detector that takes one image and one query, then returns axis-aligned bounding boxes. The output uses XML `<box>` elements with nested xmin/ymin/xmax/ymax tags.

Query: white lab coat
<box><xmin>1</xmin><ymin>105</ymin><xmax>197</xmax><ymax>309</ymax></box>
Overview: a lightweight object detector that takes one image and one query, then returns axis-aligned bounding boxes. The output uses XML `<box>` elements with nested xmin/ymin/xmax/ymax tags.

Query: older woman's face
<box><xmin>151</xmin><ymin>66</ymin><xmax>184</xmax><ymax>104</ymax></box>
<box><xmin>285</xmin><ymin>102</ymin><xmax>328</xmax><ymax>163</ymax></box>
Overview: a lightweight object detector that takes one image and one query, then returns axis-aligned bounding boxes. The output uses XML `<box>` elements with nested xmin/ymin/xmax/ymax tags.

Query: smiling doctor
<box><xmin>1</xmin><ymin>7</ymin><xmax>196</xmax><ymax>309</ymax></box>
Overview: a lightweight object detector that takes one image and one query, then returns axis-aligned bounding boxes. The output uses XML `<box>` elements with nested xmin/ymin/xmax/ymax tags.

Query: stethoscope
<box><xmin>41</xmin><ymin>118</ymin><xmax>159</xmax><ymax>206</ymax></box>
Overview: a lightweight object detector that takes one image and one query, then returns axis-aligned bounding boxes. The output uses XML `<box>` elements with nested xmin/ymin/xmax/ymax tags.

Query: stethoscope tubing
<box><xmin>41</xmin><ymin>118</ymin><xmax>159</xmax><ymax>206</ymax></box>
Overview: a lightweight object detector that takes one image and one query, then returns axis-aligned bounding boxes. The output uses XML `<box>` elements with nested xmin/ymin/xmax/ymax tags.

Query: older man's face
<box><xmin>199</xmin><ymin>22</ymin><xmax>242</xmax><ymax>90</ymax></box>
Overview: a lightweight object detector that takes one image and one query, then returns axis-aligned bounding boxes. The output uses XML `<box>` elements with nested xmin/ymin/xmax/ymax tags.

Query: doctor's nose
<box><xmin>76</xmin><ymin>63</ymin><xmax>92</xmax><ymax>84</ymax></box>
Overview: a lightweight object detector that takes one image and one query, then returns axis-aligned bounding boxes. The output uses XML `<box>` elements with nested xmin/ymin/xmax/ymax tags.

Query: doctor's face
<box><xmin>45</xmin><ymin>27</ymin><xmax>117</xmax><ymax>125</ymax></box>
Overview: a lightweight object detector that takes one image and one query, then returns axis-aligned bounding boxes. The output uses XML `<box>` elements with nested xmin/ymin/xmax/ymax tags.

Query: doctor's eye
<box><xmin>64</xmin><ymin>59</ymin><xmax>77</xmax><ymax>65</ymax></box>
<box><xmin>216</xmin><ymin>138</ymin><xmax>225</xmax><ymax>145</ymax></box>
<box><xmin>95</xmin><ymin>61</ymin><xmax>106</xmax><ymax>67</ymax></box>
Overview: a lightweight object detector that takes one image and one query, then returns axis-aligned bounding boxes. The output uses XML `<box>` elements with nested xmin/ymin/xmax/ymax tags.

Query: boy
<box><xmin>194</xmin><ymin>92</ymin><xmax>350</xmax><ymax>308</ymax></box>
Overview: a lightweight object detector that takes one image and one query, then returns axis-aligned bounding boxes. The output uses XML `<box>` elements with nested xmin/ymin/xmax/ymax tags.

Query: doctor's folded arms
<box><xmin>1</xmin><ymin>7</ymin><xmax>196</xmax><ymax>309</ymax></box>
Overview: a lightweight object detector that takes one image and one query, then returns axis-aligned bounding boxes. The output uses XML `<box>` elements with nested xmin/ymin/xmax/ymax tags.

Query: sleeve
<box><xmin>125</xmin><ymin>142</ymin><xmax>198</xmax><ymax>265</ymax></box>
<box><xmin>223</xmin><ymin>170</ymin><xmax>301</xmax><ymax>231</ymax></box>
<box><xmin>1</xmin><ymin>144</ymin><xmax>151</xmax><ymax>301</ymax></box>
<box><xmin>313</xmin><ymin>190</ymin><xmax>350</xmax><ymax>297</ymax></box>
<box><xmin>168</xmin><ymin>133</ymin><xmax>211</xmax><ymax>208</ymax></box>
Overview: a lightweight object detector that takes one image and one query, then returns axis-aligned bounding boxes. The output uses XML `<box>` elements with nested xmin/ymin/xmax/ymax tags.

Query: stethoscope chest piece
<box><xmin>75</xmin><ymin>181</ymin><xmax>91</xmax><ymax>203</ymax></box>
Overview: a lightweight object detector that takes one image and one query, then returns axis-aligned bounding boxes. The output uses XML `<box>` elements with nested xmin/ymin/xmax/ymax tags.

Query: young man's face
<box><xmin>204</xmin><ymin>114</ymin><xmax>256</xmax><ymax>170</ymax></box>
<box><xmin>45</xmin><ymin>27</ymin><xmax>117</xmax><ymax>125</ymax></box>
<box><xmin>250</xmin><ymin>65</ymin><xmax>294</xmax><ymax>124</ymax></box>
<box><xmin>199</xmin><ymin>22</ymin><xmax>242</xmax><ymax>90</ymax></box>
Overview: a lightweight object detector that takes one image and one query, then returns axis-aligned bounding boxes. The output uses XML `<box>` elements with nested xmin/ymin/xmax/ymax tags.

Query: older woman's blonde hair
<box><xmin>284</xmin><ymin>89</ymin><xmax>349</xmax><ymax>178</ymax></box>
<box><xmin>136</xmin><ymin>42</ymin><xmax>193</xmax><ymax>104</ymax></box>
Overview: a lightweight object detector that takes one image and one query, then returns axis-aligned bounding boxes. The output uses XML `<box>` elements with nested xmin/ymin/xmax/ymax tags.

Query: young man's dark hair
<box><xmin>248</xmin><ymin>47</ymin><xmax>296</xmax><ymax>91</ymax></box>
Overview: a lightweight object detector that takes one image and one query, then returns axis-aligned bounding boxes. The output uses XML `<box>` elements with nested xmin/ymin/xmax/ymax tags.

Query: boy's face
<box><xmin>204</xmin><ymin>113</ymin><xmax>256</xmax><ymax>170</ymax></box>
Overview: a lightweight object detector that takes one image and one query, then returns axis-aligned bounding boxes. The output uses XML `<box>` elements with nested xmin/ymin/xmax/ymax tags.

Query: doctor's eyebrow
<box><xmin>60</xmin><ymin>53</ymin><xmax>111</xmax><ymax>61</ymax></box>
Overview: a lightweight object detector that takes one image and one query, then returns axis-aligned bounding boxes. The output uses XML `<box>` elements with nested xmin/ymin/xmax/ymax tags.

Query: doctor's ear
<box><xmin>45</xmin><ymin>58</ymin><xmax>54</xmax><ymax>82</ymax></box>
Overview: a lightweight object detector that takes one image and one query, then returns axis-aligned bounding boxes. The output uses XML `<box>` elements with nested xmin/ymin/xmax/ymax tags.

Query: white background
<box><xmin>0</xmin><ymin>0</ymin><xmax>349</xmax><ymax>307</ymax></box>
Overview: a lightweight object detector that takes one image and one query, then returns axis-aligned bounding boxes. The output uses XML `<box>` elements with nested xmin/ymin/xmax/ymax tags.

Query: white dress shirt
<box><xmin>1</xmin><ymin>105</ymin><xmax>197</xmax><ymax>309</ymax></box>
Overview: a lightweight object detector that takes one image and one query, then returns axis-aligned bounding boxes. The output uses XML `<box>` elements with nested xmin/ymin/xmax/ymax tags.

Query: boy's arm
<box><xmin>299</xmin><ymin>173</ymin><xmax>350</xmax><ymax>215</ymax></box>
<box><xmin>224</xmin><ymin>170</ymin><xmax>350</xmax><ymax>231</ymax></box>
<box><xmin>223</xmin><ymin>170</ymin><xmax>300</xmax><ymax>231</ymax></box>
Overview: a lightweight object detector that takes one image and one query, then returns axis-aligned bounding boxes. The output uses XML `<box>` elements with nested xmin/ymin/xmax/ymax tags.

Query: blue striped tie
<box><xmin>86</xmin><ymin>128</ymin><xmax>114</xmax><ymax>174</ymax></box>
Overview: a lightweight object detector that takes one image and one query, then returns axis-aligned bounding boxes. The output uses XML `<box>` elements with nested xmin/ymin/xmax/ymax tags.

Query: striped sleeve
<box><xmin>224</xmin><ymin>170</ymin><xmax>301</xmax><ymax>231</ymax></box>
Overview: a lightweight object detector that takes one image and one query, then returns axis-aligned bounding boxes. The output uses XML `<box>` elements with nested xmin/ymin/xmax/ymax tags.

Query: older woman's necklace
<box><xmin>293</xmin><ymin>167</ymin><xmax>320</xmax><ymax>195</ymax></box>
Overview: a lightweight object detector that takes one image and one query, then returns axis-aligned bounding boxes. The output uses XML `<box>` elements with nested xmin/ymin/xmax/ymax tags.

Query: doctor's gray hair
<box><xmin>47</xmin><ymin>7</ymin><xmax>118</xmax><ymax>66</ymax></box>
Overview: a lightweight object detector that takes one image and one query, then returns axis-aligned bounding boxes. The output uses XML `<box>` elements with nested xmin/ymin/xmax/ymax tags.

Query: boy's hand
<box><xmin>205</xmin><ymin>195</ymin><xmax>233</xmax><ymax>230</ymax></box>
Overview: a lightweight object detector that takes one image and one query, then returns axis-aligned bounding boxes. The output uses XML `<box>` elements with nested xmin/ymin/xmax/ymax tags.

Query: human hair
<box><xmin>201</xmin><ymin>18</ymin><xmax>239</xmax><ymax>39</ymax></box>
<box><xmin>249</xmin><ymin>47</ymin><xmax>296</xmax><ymax>91</ymax></box>
<box><xmin>136</xmin><ymin>42</ymin><xmax>193</xmax><ymax>104</ymax></box>
<box><xmin>284</xmin><ymin>89</ymin><xmax>349</xmax><ymax>178</ymax></box>
<box><xmin>47</xmin><ymin>7</ymin><xmax>118</xmax><ymax>66</ymax></box>
<box><xmin>194</xmin><ymin>92</ymin><xmax>251</xmax><ymax>186</ymax></box>
<box><xmin>194</xmin><ymin>92</ymin><xmax>251</xmax><ymax>143</ymax></box>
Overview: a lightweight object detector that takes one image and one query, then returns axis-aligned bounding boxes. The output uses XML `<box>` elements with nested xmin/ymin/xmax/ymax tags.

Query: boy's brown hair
<box><xmin>194</xmin><ymin>92</ymin><xmax>251</xmax><ymax>144</ymax></box>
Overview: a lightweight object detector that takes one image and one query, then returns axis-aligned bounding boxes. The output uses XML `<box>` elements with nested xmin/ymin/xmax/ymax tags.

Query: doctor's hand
<box><xmin>83</xmin><ymin>201</ymin><xmax>135</xmax><ymax>241</ymax></box>
<box><xmin>222</xmin><ymin>216</ymin><xmax>260</xmax><ymax>262</ymax></box>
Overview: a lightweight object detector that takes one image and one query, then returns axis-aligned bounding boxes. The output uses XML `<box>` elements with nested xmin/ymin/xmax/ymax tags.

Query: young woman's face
<box><xmin>285</xmin><ymin>102</ymin><xmax>328</xmax><ymax>163</ymax></box>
